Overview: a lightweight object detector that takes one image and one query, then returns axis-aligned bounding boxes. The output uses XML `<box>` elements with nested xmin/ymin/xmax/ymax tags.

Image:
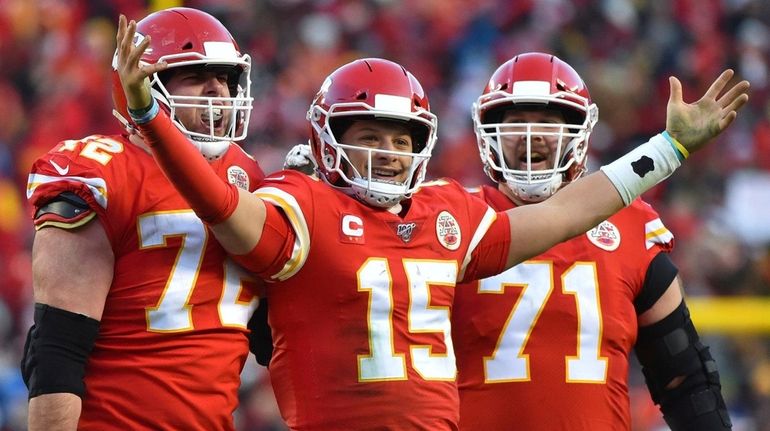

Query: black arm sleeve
<box><xmin>634</xmin><ymin>252</ymin><xmax>679</xmax><ymax>315</ymax></box>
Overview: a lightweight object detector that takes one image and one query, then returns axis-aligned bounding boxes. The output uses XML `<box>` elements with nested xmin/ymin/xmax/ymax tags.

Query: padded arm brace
<box><xmin>21</xmin><ymin>304</ymin><xmax>99</xmax><ymax>399</ymax></box>
<box><xmin>635</xmin><ymin>301</ymin><xmax>732</xmax><ymax>430</ymax></box>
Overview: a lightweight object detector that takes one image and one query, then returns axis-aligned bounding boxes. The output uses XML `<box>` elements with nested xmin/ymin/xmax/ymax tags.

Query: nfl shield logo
<box><xmin>396</xmin><ymin>222</ymin><xmax>417</xmax><ymax>243</ymax></box>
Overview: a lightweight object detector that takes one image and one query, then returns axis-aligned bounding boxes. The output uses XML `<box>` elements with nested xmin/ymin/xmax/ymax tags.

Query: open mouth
<box><xmin>364</xmin><ymin>168</ymin><xmax>404</xmax><ymax>184</ymax></box>
<box><xmin>201</xmin><ymin>107</ymin><xmax>225</xmax><ymax>132</ymax></box>
<box><xmin>518</xmin><ymin>150</ymin><xmax>551</xmax><ymax>169</ymax></box>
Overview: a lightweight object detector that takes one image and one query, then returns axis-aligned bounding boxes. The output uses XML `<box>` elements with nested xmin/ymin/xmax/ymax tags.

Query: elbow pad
<box><xmin>635</xmin><ymin>301</ymin><xmax>732</xmax><ymax>430</ymax></box>
<box><xmin>21</xmin><ymin>304</ymin><xmax>99</xmax><ymax>398</ymax></box>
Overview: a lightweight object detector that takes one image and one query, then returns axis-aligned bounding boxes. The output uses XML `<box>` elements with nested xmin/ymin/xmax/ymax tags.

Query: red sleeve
<box><xmin>626</xmin><ymin>198</ymin><xmax>676</xmax><ymax>299</ymax></box>
<box><xmin>138</xmin><ymin>110</ymin><xmax>239</xmax><ymax>224</ymax></box>
<box><xmin>632</xmin><ymin>198</ymin><xmax>674</xmax><ymax>254</ymax></box>
<box><xmin>28</xmin><ymin>150</ymin><xmax>107</xmax><ymax>218</ymax></box>
<box><xmin>232</xmin><ymin>202</ymin><xmax>296</xmax><ymax>278</ymax></box>
<box><xmin>460</xmin><ymin>211</ymin><xmax>510</xmax><ymax>282</ymax></box>
<box><xmin>27</xmin><ymin>139</ymin><xmax>121</xmax><ymax>238</ymax></box>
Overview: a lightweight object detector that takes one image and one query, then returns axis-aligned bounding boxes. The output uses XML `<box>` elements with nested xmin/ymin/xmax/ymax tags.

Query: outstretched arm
<box><xmin>503</xmin><ymin>70</ymin><xmax>749</xmax><ymax>268</ymax></box>
<box><xmin>114</xmin><ymin>15</ymin><xmax>268</xmax><ymax>256</ymax></box>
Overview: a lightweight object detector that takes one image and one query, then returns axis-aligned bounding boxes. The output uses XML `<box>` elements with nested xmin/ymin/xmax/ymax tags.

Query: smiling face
<box><xmin>162</xmin><ymin>66</ymin><xmax>235</xmax><ymax>137</ymax></box>
<box><xmin>498</xmin><ymin>106</ymin><xmax>568</xmax><ymax>172</ymax></box>
<box><xmin>339</xmin><ymin>119</ymin><xmax>415</xmax><ymax>185</ymax></box>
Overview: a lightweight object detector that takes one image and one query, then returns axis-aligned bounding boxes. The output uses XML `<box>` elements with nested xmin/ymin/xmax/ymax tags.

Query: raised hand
<box><xmin>666</xmin><ymin>69</ymin><xmax>750</xmax><ymax>154</ymax></box>
<box><xmin>114</xmin><ymin>14</ymin><xmax>168</xmax><ymax>110</ymax></box>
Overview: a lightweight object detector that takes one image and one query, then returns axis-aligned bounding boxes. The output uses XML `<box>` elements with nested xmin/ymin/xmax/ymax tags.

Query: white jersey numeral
<box><xmin>358</xmin><ymin>258</ymin><xmax>457</xmax><ymax>381</ymax></box>
<box><xmin>481</xmin><ymin>261</ymin><xmax>608</xmax><ymax>383</ymax></box>
<box><xmin>60</xmin><ymin>135</ymin><xmax>124</xmax><ymax>165</ymax></box>
<box><xmin>138</xmin><ymin>211</ymin><xmax>257</xmax><ymax>332</ymax></box>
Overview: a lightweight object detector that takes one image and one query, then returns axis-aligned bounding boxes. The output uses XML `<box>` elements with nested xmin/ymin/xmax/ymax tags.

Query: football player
<box><xmin>452</xmin><ymin>52</ymin><xmax>732</xmax><ymax>431</ymax></box>
<box><xmin>22</xmin><ymin>8</ymin><xmax>265</xmax><ymax>430</ymax></box>
<box><xmin>116</xmin><ymin>13</ymin><xmax>749</xmax><ymax>428</ymax></box>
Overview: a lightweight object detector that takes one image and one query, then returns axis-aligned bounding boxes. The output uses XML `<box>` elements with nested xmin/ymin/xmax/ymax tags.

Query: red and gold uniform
<box><xmin>254</xmin><ymin>173</ymin><xmax>509</xmax><ymax>430</ymax></box>
<box><xmin>26</xmin><ymin>134</ymin><xmax>264</xmax><ymax>431</ymax></box>
<box><xmin>453</xmin><ymin>184</ymin><xmax>674</xmax><ymax>430</ymax></box>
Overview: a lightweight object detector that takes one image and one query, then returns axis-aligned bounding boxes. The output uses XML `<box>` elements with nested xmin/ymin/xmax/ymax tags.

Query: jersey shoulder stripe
<box><xmin>459</xmin><ymin>206</ymin><xmax>497</xmax><ymax>280</ymax></box>
<box><xmin>644</xmin><ymin>217</ymin><xmax>674</xmax><ymax>250</ymax></box>
<box><xmin>27</xmin><ymin>173</ymin><xmax>109</xmax><ymax>209</ymax></box>
<box><xmin>254</xmin><ymin>186</ymin><xmax>310</xmax><ymax>281</ymax></box>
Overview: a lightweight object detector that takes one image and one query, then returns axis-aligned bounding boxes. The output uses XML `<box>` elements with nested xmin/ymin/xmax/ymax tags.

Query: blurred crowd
<box><xmin>0</xmin><ymin>0</ymin><xmax>769</xmax><ymax>429</ymax></box>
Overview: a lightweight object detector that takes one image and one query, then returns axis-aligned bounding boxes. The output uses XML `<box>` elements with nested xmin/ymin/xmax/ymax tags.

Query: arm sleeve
<box><xmin>137</xmin><ymin>110</ymin><xmax>239</xmax><ymax>225</ymax></box>
<box><xmin>460</xmin><ymin>212</ymin><xmax>510</xmax><ymax>283</ymax></box>
<box><xmin>231</xmin><ymin>202</ymin><xmax>297</xmax><ymax>278</ymax></box>
<box><xmin>634</xmin><ymin>252</ymin><xmax>679</xmax><ymax>315</ymax></box>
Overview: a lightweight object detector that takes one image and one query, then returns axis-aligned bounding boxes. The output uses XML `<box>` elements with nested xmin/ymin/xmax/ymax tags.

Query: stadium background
<box><xmin>0</xmin><ymin>0</ymin><xmax>768</xmax><ymax>429</ymax></box>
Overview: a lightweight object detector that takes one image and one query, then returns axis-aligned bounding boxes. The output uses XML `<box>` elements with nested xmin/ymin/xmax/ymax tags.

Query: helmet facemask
<box><xmin>150</xmin><ymin>53</ymin><xmax>253</xmax><ymax>161</ymax></box>
<box><xmin>309</xmin><ymin>100</ymin><xmax>437</xmax><ymax>208</ymax></box>
<box><xmin>474</xmin><ymin>87</ymin><xmax>598</xmax><ymax>203</ymax></box>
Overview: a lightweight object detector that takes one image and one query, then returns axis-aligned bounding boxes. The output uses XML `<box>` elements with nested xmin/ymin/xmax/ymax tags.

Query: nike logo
<box><xmin>265</xmin><ymin>175</ymin><xmax>285</xmax><ymax>181</ymax></box>
<box><xmin>50</xmin><ymin>160</ymin><xmax>70</xmax><ymax>175</ymax></box>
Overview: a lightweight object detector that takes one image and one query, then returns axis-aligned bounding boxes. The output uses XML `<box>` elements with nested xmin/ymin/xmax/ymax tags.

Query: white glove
<box><xmin>283</xmin><ymin>143</ymin><xmax>317</xmax><ymax>175</ymax></box>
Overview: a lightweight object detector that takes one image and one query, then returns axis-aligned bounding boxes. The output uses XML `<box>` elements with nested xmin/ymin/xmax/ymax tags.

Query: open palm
<box><xmin>114</xmin><ymin>15</ymin><xmax>168</xmax><ymax>110</ymax></box>
<box><xmin>666</xmin><ymin>69</ymin><xmax>750</xmax><ymax>154</ymax></box>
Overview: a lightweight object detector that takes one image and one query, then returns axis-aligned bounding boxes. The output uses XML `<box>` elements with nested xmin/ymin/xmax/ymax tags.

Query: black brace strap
<box><xmin>21</xmin><ymin>303</ymin><xmax>99</xmax><ymax>398</ymax></box>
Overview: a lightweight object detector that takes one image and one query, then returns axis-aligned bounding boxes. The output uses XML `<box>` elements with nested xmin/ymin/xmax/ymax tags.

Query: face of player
<box><xmin>340</xmin><ymin>119</ymin><xmax>414</xmax><ymax>185</ymax></box>
<box><xmin>499</xmin><ymin>107</ymin><xmax>568</xmax><ymax>172</ymax></box>
<box><xmin>163</xmin><ymin>66</ymin><xmax>233</xmax><ymax>136</ymax></box>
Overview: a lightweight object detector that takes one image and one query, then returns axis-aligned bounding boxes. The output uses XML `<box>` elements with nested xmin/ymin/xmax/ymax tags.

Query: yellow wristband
<box><xmin>662</xmin><ymin>131</ymin><xmax>689</xmax><ymax>160</ymax></box>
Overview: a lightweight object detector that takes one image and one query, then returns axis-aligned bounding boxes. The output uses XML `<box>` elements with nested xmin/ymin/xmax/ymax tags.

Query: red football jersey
<box><xmin>26</xmin><ymin>134</ymin><xmax>264</xmax><ymax>431</ymax></box>
<box><xmin>254</xmin><ymin>172</ymin><xmax>508</xmax><ymax>430</ymax></box>
<box><xmin>453</xmin><ymin>185</ymin><xmax>674</xmax><ymax>430</ymax></box>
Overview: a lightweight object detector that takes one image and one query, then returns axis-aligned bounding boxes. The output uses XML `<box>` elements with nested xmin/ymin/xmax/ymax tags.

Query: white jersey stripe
<box><xmin>644</xmin><ymin>218</ymin><xmax>674</xmax><ymax>250</ymax></box>
<box><xmin>459</xmin><ymin>206</ymin><xmax>497</xmax><ymax>281</ymax></box>
<box><xmin>255</xmin><ymin>186</ymin><xmax>311</xmax><ymax>281</ymax></box>
<box><xmin>27</xmin><ymin>173</ymin><xmax>109</xmax><ymax>209</ymax></box>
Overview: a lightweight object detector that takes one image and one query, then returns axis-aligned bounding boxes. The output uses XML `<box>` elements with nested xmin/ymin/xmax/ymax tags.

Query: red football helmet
<box><xmin>473</xmin><ymin>52</ymin><xmax>598</xmax><ymax>202</ymax></box>
<box><xmin>307</xmin><ymin>58</ymin><xmax>438</xmax><ymax>208</ymax></box>
<box><xmin>111</xmin><ymin>7</ymin><xmax>252</xmax><ymax>160</ymax></box>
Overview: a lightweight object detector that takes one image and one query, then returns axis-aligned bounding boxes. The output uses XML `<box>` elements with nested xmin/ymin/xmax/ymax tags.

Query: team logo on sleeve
<box><xmin>586</xmin><ymin>220</ymin><xmax>621</xmax><ymax>251</ymax></box>
<box><xmin>227</xmin><ymin>166</ymin><xmax>250</xmax><ymax>190</ymax></box>
<box><xmin>436</xmin><ymin>211</ymin><xmax>461</xmax><ymax>251</ymax></box>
